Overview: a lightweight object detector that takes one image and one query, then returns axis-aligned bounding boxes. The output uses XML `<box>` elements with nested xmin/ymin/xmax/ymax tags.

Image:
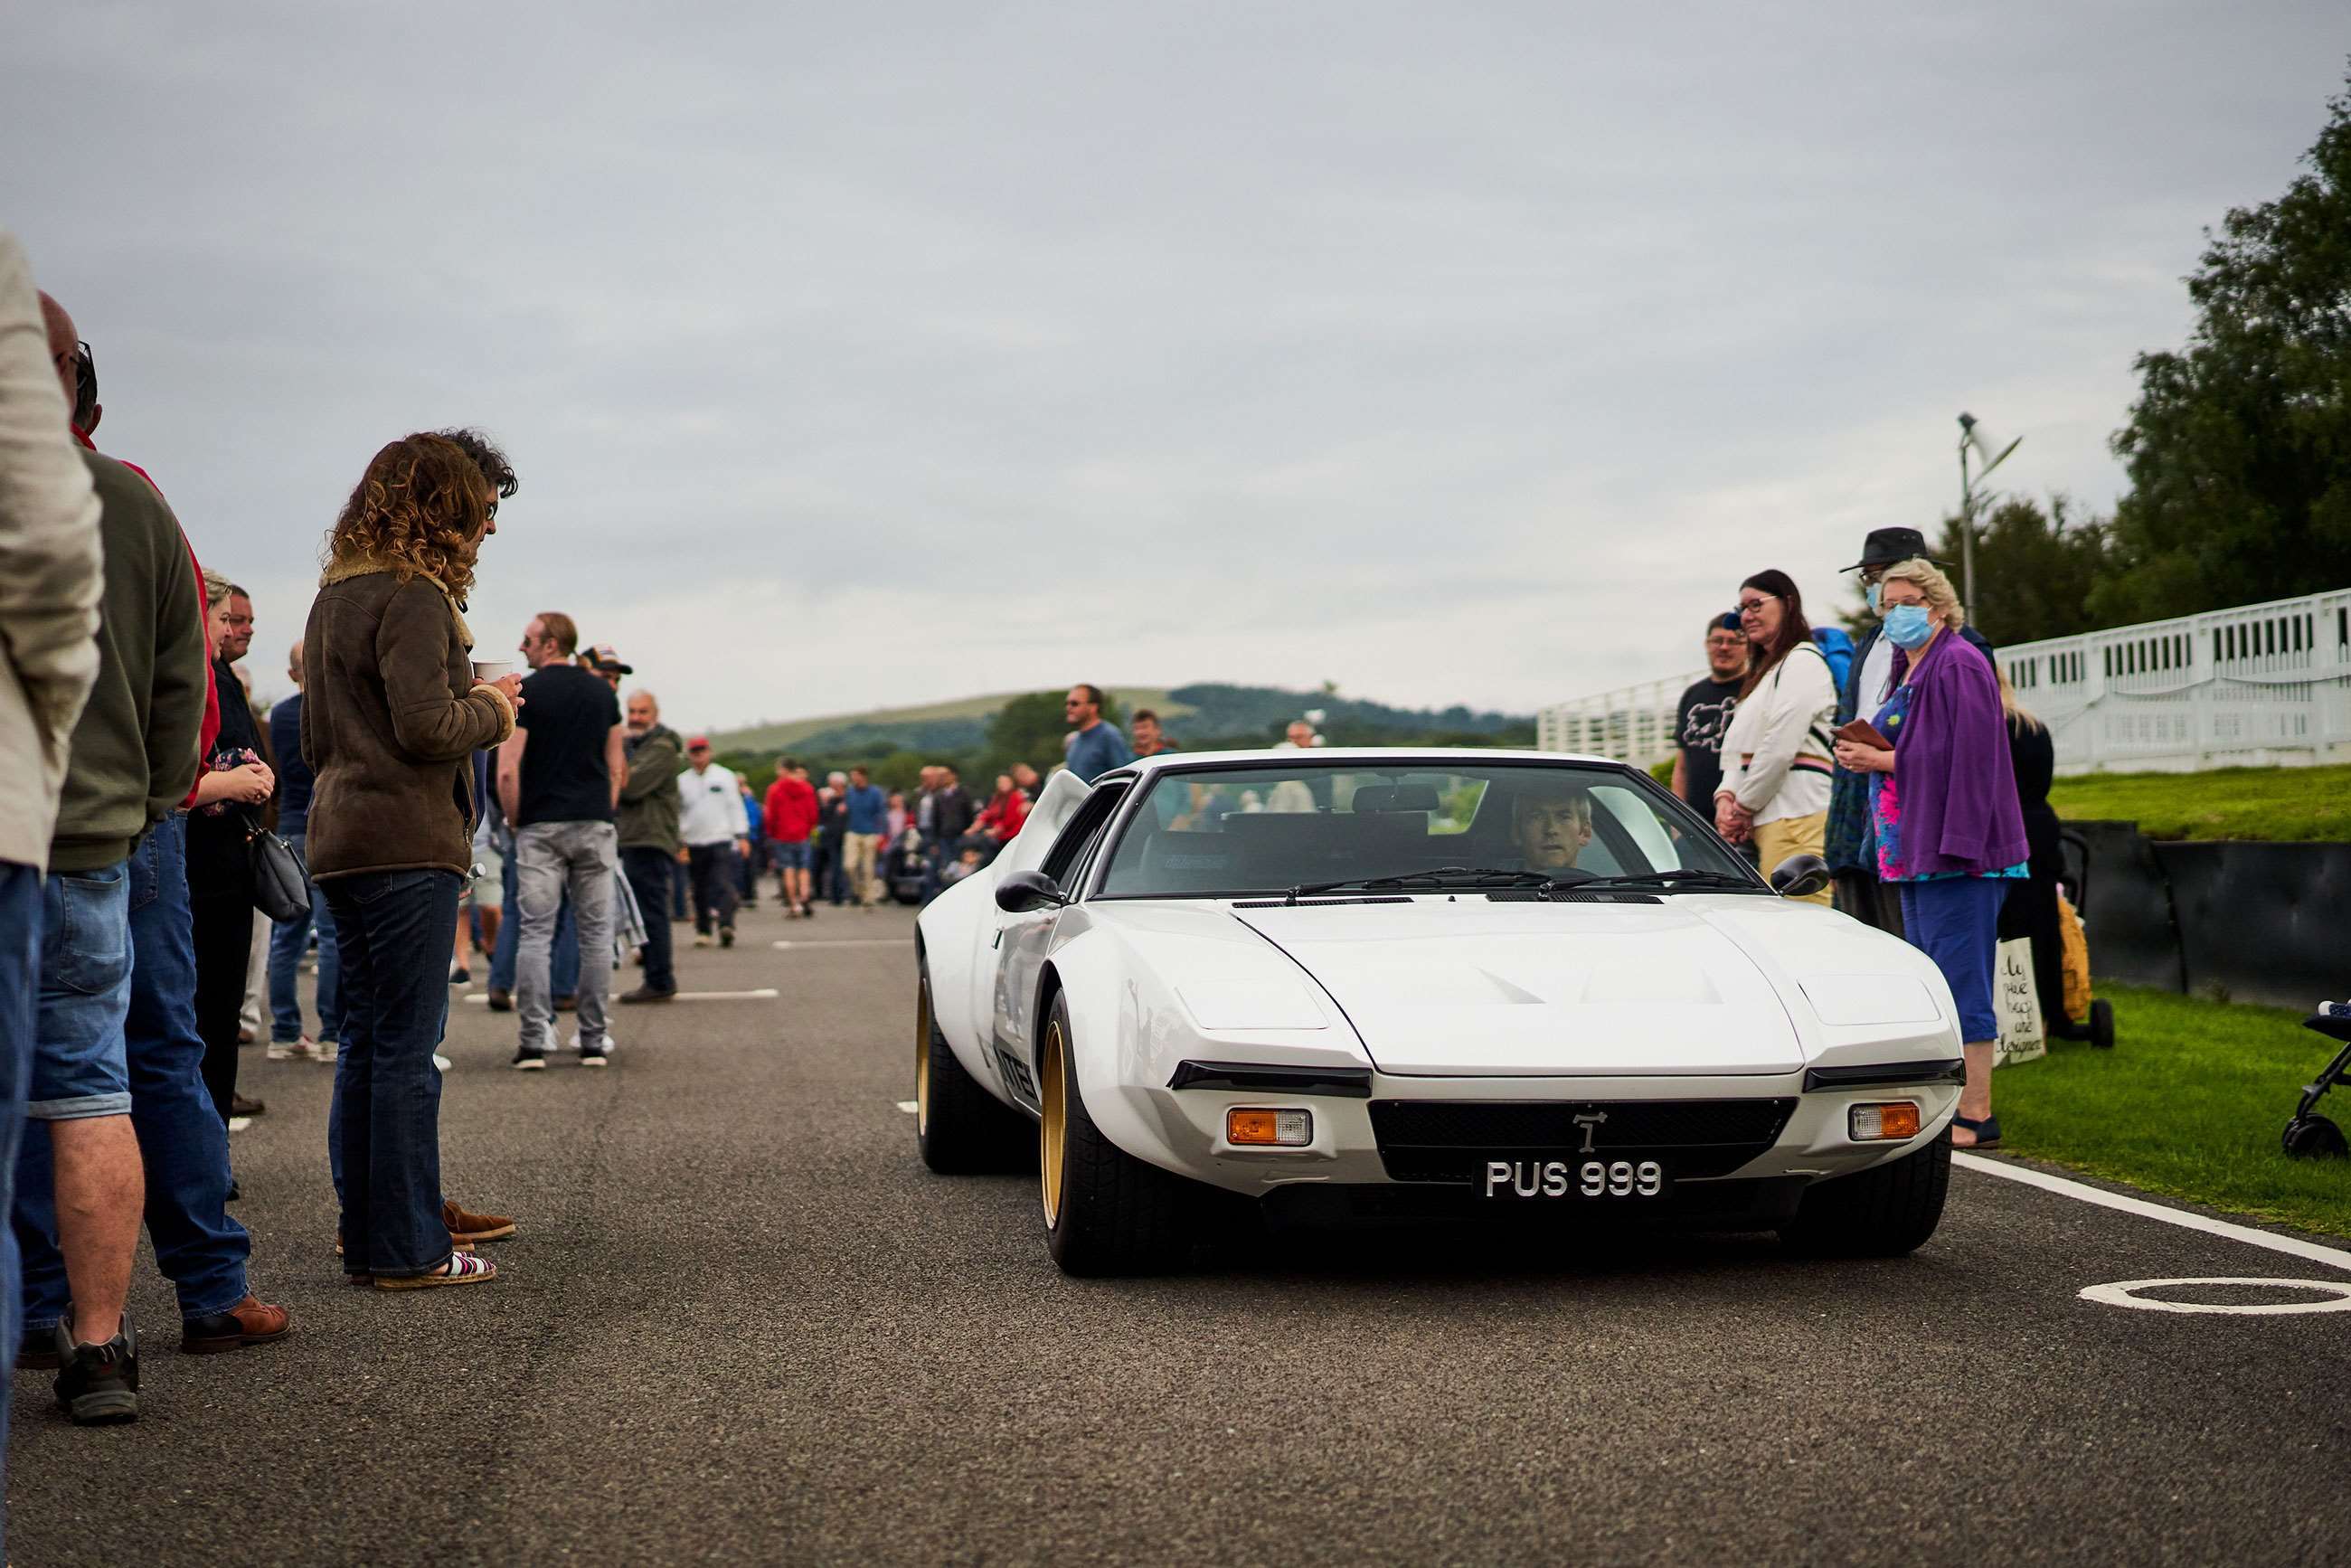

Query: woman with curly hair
<box><xmin>301</xmin><ymin>430</ymin><xmax>522</xmax><ymax>1288</ymax></box>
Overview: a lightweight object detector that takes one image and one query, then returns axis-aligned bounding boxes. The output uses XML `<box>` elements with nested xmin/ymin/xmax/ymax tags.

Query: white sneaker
<box><xmin>432</xmin><ymin>1053</ymin><xmax>453</xmax><ymax>1072</ymax></box>
<box><xmin>562</xmin><ymin>1030</ymin><xmax>618</xmax><ymax>1056</ymax></box>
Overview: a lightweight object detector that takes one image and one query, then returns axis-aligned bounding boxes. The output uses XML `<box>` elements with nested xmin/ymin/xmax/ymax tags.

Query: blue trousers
<box><xmin>488</xmin><ymin>841</ymin><xmax>576</xmax><ymax>999</ymax></box>
<box><xmin>1899</xmin><ymin>876</ymin><xmax>2010</xmax><ymax>1044</ymax></box>
<box><xmin>15</xmin><ymin>814</ymin><xmax>249</xmax><ymax>1328</ymax></box>
<box><xmin>266</xmin><ymin>827</ymin><xmax>340</xmax><ymax>1043</ymax></box>
<box><xmin>324</xmin><ymin>870</ymin><xmax>458</xmax><ymax>1277</ymax></box>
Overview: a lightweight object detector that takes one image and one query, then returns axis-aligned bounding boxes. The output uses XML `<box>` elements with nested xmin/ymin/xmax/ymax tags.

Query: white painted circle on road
<box><xmin>2079</xmin><ymin>1277</ymin><xmax>2351</xmax><ymax>1315</ymax></box>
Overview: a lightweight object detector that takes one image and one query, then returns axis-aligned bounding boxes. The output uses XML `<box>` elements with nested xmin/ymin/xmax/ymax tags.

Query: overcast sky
<box><xmin>8</xmin><ymin>4</ymin><xmax>2346</xmax><ymax>730</ymax></box>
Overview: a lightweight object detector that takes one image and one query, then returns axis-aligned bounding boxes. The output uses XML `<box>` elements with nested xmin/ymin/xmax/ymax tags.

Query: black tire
<box><xmin>2088</xmin><ymin>998</ymin><xmax>2115</xmax><ymax>1050</ymax></box>
<box><xmin>2282</xmin><ymin>1115</ymin><xmax>2348</xmax><ymax>1159</ymax></box>
<box><xmin>1039</xmin><ymin>993</ymin><xmax>1200</xmax><ymax>1276</ymax></box>
<box><xmin>915</xmin><ymin>962</ymin><xmax>1031</xmax><ymax>1175</ymax></box>
<box><xmin>1779</xmin><ymin>1131</ymin><xmax>1952</xmax><ymax>1258</ymax></box>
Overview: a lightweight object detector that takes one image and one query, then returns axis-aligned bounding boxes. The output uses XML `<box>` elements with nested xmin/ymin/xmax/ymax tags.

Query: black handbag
<box><xmin>244</xmin><ymin>808</ymin><xmax>312</xmax><ymax>922</ymax></box>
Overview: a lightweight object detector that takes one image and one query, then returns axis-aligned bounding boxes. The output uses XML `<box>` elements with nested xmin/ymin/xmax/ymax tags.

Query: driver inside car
<box><xmin>1512</xmin><ymin>780</ymin><xmax>1594</xmax><ymax>873</ymax></box>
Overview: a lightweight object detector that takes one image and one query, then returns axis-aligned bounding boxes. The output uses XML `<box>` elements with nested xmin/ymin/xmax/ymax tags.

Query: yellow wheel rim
<box><xmin>914</xmin><ymin>980</ymin><xmax>931</xmax><ymax>1137</ymax></box>
<box><xmin>1040</xmin><ymin>1022</ymin><xmax>1067</xmax><ymax>1228</ymax></box>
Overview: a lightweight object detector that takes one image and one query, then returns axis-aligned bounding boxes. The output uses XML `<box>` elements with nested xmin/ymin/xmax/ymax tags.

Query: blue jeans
<box><xmin>325</xmin><ymin>870</ymin><xmax>458</xmax><ymax>1277</ymax></box>
<box><xmin>267</xmin><ymin>827</ymin><xmax>340</xmax><ymax>1043</ymax></box>
<box><xmin>24</xmin><ymin>860</ymin><xmax>133</xmax><ymax>1121</ymax></box>
<box><xmin>0</xmin><ymin>861</ymin><xmax>39</xmax><ymax>1548</ymax></box>
<box><xmin>489</xmin><ymin>842</ymin><xmax>576</xmax><ymax>998</ymax></box>
<box><xmin>16</xmin><ymin>814</ymin><xmax>249</xmax><ymax>1327</ymax></box>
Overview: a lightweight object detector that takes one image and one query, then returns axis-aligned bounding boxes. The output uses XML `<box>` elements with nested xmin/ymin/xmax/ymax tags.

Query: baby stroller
<box><xmin>2282</xmin><ymin>1002</ymin><xmax>2351</xmax><ymax>1158</ymax></box>
<box><xmin>885</xmin><ymin>829</ymin><xmax>931</xmax><ymax>907</ymax></box>
<box><xmin>2049</xmin><ymin>829</ymin><xmax>2117</xmax><ymax>1049</ymax></box>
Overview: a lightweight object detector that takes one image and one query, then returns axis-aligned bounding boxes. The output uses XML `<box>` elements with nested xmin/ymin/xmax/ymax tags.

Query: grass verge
<box><xmin>2048</xmin><ymin>762</ymin><xmax>2351</xmax><ymax>842</ymax></box>
<box><xmin>1992</xmin><ymin>981</ymin><xmax>2351</xmax><ymax>1239</ymax></box>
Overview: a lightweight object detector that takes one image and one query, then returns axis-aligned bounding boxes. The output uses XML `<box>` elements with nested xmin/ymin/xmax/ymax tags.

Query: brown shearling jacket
<box><xmin>300</xmin><ymin>559</ymin><xmax>515</xmax><ymax>881</ymax></box>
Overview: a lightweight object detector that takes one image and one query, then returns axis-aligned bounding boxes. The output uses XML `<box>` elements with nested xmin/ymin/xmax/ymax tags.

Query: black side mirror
<box><xmin>1768</xmin><ymin>853</ymin><xmax>1832</xmax><ymax>901</ymax></box>
<box><xmin>995</xmin><ymin>869</ymin><xmax>1069</xmax><ymax>913</ymax></box>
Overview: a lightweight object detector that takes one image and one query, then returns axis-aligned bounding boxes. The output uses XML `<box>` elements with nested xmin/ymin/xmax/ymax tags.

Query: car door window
<box><xmin>1041</xmin><ymin>785</ymin><xmax>1128</xmax><ymax>893</ymax></box>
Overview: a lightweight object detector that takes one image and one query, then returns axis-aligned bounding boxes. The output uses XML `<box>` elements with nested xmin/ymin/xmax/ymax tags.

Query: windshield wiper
<box><xmin>1285</xmin><ymin>866</ymin><xmax>1559</xmax><ymax>904</ymax></box>
<box><xmin>1572</xmin><ymin>868</ymin><xmax>1761</xmax><ymax>893</ymax></box>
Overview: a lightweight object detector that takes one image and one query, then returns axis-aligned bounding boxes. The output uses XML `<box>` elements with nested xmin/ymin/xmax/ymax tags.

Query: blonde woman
<box><xmin>1714</xmin><ymin>568</ymin><xmax>1836</xmax><ymax>904</ymax></box>
<box><xmin>1830</xmin><ymin>559</ymin><xmax>2027</xmax><ymax>1148</ymax></box>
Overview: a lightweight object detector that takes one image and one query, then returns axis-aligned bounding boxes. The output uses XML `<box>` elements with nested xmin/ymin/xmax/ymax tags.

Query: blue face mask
<box><xmin>1865</xmin><ymin>581</ymin><xmax>1883</xmax><ymax>615</ymax></box>
<box><xmin>1882</xmin><ymin>603</ymin><xmax>1934</xmax><ymax>649</ymax></box>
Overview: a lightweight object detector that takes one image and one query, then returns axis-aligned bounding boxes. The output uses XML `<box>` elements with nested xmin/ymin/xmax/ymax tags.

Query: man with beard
<box><xmin>616</xmin><ymin>688</ymin><xmax>685</xmax><ymax>1003</ymax></box>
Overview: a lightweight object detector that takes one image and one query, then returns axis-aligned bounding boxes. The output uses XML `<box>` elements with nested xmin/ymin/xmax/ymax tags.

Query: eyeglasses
<box><xmin>1734</xmin><ymin>593</ymin><xmax>1779</xmax><ymax>619</ymax></box>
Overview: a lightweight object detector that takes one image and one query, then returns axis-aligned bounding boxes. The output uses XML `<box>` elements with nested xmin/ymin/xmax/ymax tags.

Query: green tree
<box><xmin>1940</xmin><ymin>495</ymin><xmax>2114</xmax><ymax>646</ymax></box>
<box><xmin>2093</xmin><ymin>69</ymin><xmax>2351</xmax><ymax>626</ymax></box>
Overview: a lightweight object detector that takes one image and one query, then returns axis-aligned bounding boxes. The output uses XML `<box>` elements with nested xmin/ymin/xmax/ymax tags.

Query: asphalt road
<box><xmin>10</xmin><ymin>895</ymin><xmax>2351</xmax><ymax>1565</ymax></box>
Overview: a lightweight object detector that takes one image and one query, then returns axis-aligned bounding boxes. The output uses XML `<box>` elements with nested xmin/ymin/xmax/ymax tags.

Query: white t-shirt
<box><xmin>1856</xmin><ymin>629</ymin><xmax>1899</xmax><ymax>722</ymax></box>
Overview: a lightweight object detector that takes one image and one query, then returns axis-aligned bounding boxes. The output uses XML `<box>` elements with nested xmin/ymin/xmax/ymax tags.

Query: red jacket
<box><xmin>976</xmin><ymin>789</ymin><xmax>1029</xmax><ymax>841</ymax></box>
<box><xmin>765</xmin><ymin>774</ymin><xmax>819</xmax><ymax>841</ymax></box>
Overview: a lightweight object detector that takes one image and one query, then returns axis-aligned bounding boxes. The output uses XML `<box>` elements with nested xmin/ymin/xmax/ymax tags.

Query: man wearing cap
<box><xmin>1826</xmin><ymin>527</ymin><xmax>1997</xmax><ymax>933</ymax></box>
<box><xmin>675</xmin><ymin>736</ymin><xmax>750</xmax><ymax>947</ymax></box>
<box><xmin>581</xmin><ymin>644</ymin><xmax>631</xmax><ymax>693</ymax></box>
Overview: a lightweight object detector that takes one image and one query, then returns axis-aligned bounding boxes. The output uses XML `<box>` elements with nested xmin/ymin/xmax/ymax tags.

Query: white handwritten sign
<box><xmin>1994</xmin><ymin>937</ymin><xmax>2046</xmax><ymax>1068</ymax></box>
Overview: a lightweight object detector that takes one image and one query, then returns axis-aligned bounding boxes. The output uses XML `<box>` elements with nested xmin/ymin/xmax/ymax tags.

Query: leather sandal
<box><xmin>1953</xmin><ymin>1113</ymin><xmax>2002</xmax><ymax>1149</ymax></box>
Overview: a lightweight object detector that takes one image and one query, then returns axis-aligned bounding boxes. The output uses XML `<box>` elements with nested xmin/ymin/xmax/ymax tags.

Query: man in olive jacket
<box><xmin>616</xmin><ymin>687</ymin><xmax>685</xmax><ymax>1003</ymax></box>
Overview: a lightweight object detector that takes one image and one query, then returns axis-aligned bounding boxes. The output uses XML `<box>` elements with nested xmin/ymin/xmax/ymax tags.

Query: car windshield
<box><xmin>1093</xmin><ymin>760</ymin><xmax>1759</xmax><ymax>900</ymax></box>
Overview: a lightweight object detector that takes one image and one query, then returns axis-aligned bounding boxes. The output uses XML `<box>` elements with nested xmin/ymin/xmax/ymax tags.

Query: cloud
<box><xmin>7</xmin><ymin>1</ymin><xmax>2346</xmax><ymax>726</ymax></box>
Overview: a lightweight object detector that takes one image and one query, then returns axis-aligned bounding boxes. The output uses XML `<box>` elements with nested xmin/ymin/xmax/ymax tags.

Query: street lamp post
<box><xmin>1956</xmin><ymin>411</ymin><xmax>2021</xmax><ymax>616</ymax></box>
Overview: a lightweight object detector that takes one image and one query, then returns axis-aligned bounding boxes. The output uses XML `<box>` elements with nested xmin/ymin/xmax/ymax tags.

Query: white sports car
<box><xmin>914</xmin><ymin>749</ymin><xmax>1965</xmax><ymax>1275</ymax></box>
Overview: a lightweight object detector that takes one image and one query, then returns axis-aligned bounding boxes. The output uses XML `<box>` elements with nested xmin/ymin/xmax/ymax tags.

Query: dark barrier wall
<box><xmin>2072</xmin><ymin>820</ymin><xmax>2186</xmax><ymax>993</ymax></box>
<box><xmin>2073</xmin><ymin>819</ymin><xmax>2351</xmax><ymax>1007</ymax></box>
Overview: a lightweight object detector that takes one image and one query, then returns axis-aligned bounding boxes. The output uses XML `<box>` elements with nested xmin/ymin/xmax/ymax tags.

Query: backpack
<box><xmin>1812</xmin><ymin>626</ymin><xmax>1855</xmax><ymax>694</ymax></box>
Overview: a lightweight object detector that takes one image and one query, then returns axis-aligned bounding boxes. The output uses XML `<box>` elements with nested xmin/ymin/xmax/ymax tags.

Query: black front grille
<box><xmin>1369</xmin><ymin>1098</ymin><xmax>1797</xmax><ymax>1183</ymax></box>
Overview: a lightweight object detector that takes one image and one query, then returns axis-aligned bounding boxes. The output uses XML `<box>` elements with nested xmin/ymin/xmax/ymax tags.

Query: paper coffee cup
<box><xmin>471</xmin><ymin>659</ymin><xmax>514</xmax><ymax>683</ymax></box>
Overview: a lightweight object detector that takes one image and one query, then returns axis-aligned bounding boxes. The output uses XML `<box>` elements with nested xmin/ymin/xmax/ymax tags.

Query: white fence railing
<box><xmin>1997</xmin><ymin>588</ymin><xmax>2351</xmax><ymax>774</ymax></box>
<box><xmin>1536</xmin><ymin>672</ymin><xmax>1704</xmax><ymax>770</ymax></box>
<box><xmin>1536</xmin><ymin>587</ymin><xmax>2351</xmax><ymax>776</ymax></box>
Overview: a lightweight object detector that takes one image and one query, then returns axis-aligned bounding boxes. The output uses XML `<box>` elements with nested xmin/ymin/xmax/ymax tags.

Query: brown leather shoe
<box><xmin>443</xmin><ymin>1198</ymin><xmax>516</xmax><ymax>1243</ymax></box>
<box><xmin>180</xmin><ymin>1295</ymin><xmax>292</xmax><ymax>1354</ymax></box>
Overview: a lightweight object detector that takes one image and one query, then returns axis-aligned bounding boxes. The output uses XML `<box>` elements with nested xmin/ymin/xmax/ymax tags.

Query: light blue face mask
<box><xmin>1882</xmin><ymin>603</ymin><xmax>1934</xmax><ymax>649</ymax></box>
<box><xmin>1865</xmin><ymin>581</ymin><xmax>1883</xmax><ymax>615</ymax></box>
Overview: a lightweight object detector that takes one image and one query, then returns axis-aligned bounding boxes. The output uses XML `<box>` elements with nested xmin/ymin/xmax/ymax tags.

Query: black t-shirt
<box><xmin>515</xmin><ymin>664</ymin><xmax>620</xmax><ymax>827</ymax></box>
<box><xmin>187</xmin><ymin>654</ymin><xmax>266</xmax><ymax>897</ymax></box>
<box><xmin>1674</xmin><ymin>675</ymin><xmax>1743</xmax><ymax>810</ymax></box>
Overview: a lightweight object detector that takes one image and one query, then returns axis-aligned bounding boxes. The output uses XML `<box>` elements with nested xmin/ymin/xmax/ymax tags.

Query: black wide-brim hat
<box><xmin>1843</xmin><ymin>525</ymin><xmax>1947</xmax><ymax>572</ymax></box>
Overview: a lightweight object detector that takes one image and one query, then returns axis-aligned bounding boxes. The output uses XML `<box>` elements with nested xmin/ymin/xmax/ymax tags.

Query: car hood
<box><xmin>1230</xmin><ymin>898</ymin><xmax>1806</xmax><ymax>1077</ymax></box>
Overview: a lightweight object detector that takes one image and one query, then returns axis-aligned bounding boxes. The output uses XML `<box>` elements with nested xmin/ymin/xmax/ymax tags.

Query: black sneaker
<box><xmin>511</xmin><ymin>1049</ymin><xmax>547</xmax><ymax>1072</ymax></box>
<box><xmin>720</xmin><ymin>928</ymin><xmax>735</xmax><ymax>949</ymax></box>
<box><xmin>486</xmin><ymin>987</ymin><xmax>514</xmax><ymax>1013</ymax></box>
<box><xmin>579</xmin><ymin>1045</ymin><xmax>609</xmax><ymax>1069</ymax></box>
<box><xmin>53</xmin><ymin>1317</ymin><xmax>139</xmax><ymax>1425</ymax></box>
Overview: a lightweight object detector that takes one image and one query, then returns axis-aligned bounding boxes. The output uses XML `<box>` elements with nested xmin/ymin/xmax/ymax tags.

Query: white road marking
<box><xmin>463</xmin><ymin>989</ymin><xmax>779</xmax><ymax>1004</ymax></box>
<box><xmin>227</xmin><ymin>1116</ymin><xmax>251</xmax><ymax>1134</ymax></box>
<box><xmin>896</xmin><ymin>1101</ymin><xmax>919</xmax><ymax>1113</ymax></box>
<box><xmin>2080</xmin><ymin>1277</ymin><xmax>2351</xmax><ymax>1315</ymax></box>
<box><xmin>1954</xmin><ymin>1152</ymin><xmax>2351</xmax><ymax>1274</ymax></box>
<box><xmin>772</xmin><ymin>939</ymin><xmax>915</xmax><ymax>949</ymax></box>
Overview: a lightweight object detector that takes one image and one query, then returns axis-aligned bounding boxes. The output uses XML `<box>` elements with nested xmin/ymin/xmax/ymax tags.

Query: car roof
<box><xmin>1106</xmin><ymin>746</ymin><xmax>1627</xmax><ymax>776</ymax></box>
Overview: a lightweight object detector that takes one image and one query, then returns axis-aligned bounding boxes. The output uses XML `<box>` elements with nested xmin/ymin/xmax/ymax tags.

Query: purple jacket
<box><xmin>1892</xmin><ymin>630</ymin><xmax>2028</xmax><ymax>877</ymax></box>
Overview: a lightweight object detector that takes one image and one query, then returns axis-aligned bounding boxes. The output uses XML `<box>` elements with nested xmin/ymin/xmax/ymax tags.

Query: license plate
<box><xmin>1478</xmin><ymin>1157</ymin><xmax>1671</xmax><ymax>1200</ymax></box>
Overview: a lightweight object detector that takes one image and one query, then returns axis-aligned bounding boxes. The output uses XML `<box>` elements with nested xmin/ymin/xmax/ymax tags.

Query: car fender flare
<box><xmin>1038</xmin><ymin>936</ymin><xmax>1194</xmax><ymax>1181</ymax></box>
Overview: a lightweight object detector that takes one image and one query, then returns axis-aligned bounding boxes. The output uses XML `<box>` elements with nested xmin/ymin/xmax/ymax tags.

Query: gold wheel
<box><xmin>1040</xmin><ymin>1021</ymin><xmax>1068</xmax><ymax>1228</ymax></box>
<box><xmin>915</xmin><ymin>978</ymin><xmax>932</xmax><ymax>1137</ymax></box>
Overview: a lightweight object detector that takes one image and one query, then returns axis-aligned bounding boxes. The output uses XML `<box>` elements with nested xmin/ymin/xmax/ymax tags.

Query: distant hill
<box><xmin>708</xmin><ymin>684</ymin><xmax>1525</xmax><ymax>760</ymax></box>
